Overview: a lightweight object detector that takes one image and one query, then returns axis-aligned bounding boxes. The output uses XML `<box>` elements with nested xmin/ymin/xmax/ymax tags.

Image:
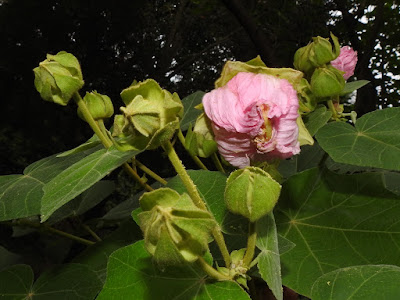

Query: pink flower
<box><xmin>330</xmin><ymin>46</ymin><xmax>358</xmax><ymax>80</ymax></box>
<box><xmin>203</xmin><ymin>72</ymin><xmax>300</xmax><ymax>168</ymax></box>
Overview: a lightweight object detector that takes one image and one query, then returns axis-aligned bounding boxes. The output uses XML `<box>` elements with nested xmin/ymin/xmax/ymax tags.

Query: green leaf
<box><xmin>166</xmin><ymin>170</ymin><xmax>247</xmax><ymax>235</ymax></box>
<box><xmin>73</xmin><ymin>220</ymin><xmax>142</xmax><ymax>283</ymax></box>
<box><xmin>383</xmin><ymin>172</ymin><xmax>400</xmax><ymax>196</ymax></box>
<box><xmin>98</xmin><ymin>240</ymin><xmax>250</xmax><ymax>300</ymax></box>
<box><xmin>303</xmin><ymin>106</ymin><xmax>332</xmax><ymax>136</ymax></box>
<box><xmin>32</xmin><ymin>263</ymin><xmax>102</xmax><ymax>299</ymax></box>
<box><xmin>41</xmin><ymin>147</ymin><xmax>139</xmax><ymax>222</ymax></box>
<box><xmin>56</xmin><ymin>135</ymin><xmax>101</xmax><ymax>157</ymax></box>
<box><xmin>0</xmin><ymin>263</ymin><xmax>101</xmax><ymax>300</ymax></box>
<box><xmin>278</xmin><ymin>143</ymin><xmax>325</xmax><ymax>179</ymax></box>
<box><xmin>311</xmin><ymin>265</ymin><xmax>400</xmax><ymax>300</ymax></box>
<box><xmin>48</xmin><ymin>180</ymin><xmax>115</xmax><ymax>224</ymax></box>
<box><xmin>256</xmin><ymin>212</ymin><xmax>283</xmax><ymax>300</ymax></box>
<box><xmin>0</xmin><ymin>247</ymin><xmax>21</xmax><ymax>271</ymax></box>
<box><xmin>316</xmin><ymin>107</ymin><xmax>400</xmax><ymax>171</ymax></box>
<box><xmin>0</xmin><ymin>264</ymin><xmax>33</xmax><ymax>300</ymax></box>
<box><xmin>180</xmin><ymin>91</ymin><xmax>205</xmax><ymax>131</ymax></box>
<box><xmin>340</xmin><ymin>80</ymin><xmax>370</xmax><ymax>95</ymax></box>
<box><xmin>276</xmin><ymin>168</ymin><xmax>400</xmax><ymax>297</ymax></box>
<box><xmin>0</xmin><ymin>146</ymin><xmax>102</xmax><ymax>221</ymax></box>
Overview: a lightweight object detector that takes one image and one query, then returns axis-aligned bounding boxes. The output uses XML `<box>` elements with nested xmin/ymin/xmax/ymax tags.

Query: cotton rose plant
<box><xmin>203</xmin><ymin>72</ymin><xmax>301</xmax><ymax>168</ymax></box>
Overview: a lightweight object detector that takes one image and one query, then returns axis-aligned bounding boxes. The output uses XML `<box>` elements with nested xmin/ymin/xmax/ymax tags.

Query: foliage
<box><xmin>1</xmin><ymin>2</ymin><xmax>400</xmax><ymax>300</ymax></box>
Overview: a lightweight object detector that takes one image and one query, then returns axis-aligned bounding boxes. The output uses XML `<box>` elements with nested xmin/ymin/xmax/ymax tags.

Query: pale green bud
<box><xmin>185</xmin><ymin>113</ymin><xmax>217</xmax><ymax>158</ymax></box>
<box><xmin>225</xmin><ymin>167</ymin><xmax>281</xmax><ymax>222</ymax></box>
<box><xmin>118</xmin><ymin>79</ymin><xmax>184</xmax><ymax>149</ymax></box>
<box><xmin>33</xmin><ymin>51</ymin><xmax>84</xmax><ymax>106</ymax></box>
<box><xmin>294</xmin><ymin>44</ymin><xmax>314</xmax><ymax>74</ymax></box>
<box><xmin>311</xmin><ymin>65</ymin><xmax>345</xmax><ymax>98</ymax></box>
<box><xmin>77</xmin><ymin>91</ymin><xmax>114</xmax><ymax>121</ymax></box>
<box><xmin>138</xmin><ymin>188</ymin><xmax>216</xmax><ymax>267</ymax></box>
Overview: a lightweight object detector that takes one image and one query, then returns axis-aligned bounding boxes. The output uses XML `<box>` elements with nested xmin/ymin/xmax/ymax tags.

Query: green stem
<box><xmin>196</xmin><ymin>257</ymin><xmax>231</xmax><ymax>281</ymax></box>
<box><xmin>211</xmin><ymin>153</ymin><xmax>225</xmax><ymax>173</ymax></box>
<box><xmin>122</xmin><ymin>163</ymin><xmax>154</xmax><ymax>192</ymax></box>
<box><xmin>162</xmin><ymin>140</ymin><xmax>231</xmax><ymax>267</ymax></box>
<box><xmin>177</xmin><ymin>129</ymin><xmax>208</xmax><ymax>170</ymax></box>
<box><xmin>162</xmin><ymin>140</ymin><xmax>206</xmax><ymax>210</ymax></box>
<box><xmin>73</xmin><ymin>92</ymin><xmax>113</xmax><ymax>148</ymax></box>
<box><xmin>82</xmin><ymin>224</ymin><xmax>102</xmax><ymax>242</ymax></box>
<box><xmin>243</xmin><ymin>222</ymin><xmax>257</xmax><ymax>267</ymax></box>
<box><xmin>11</xmin><ymin>219</ymin><xmax>95</xmax><ymax>246</ymax></box>
<box><xmin>327</xmin><ymin>99</ymin><xmax>338</xmax><ymax>120</ymax></box>
<box><xmin>135</xmin><ymin>159</ymin><xmax>167</xmax><ymax>185</ymax></box>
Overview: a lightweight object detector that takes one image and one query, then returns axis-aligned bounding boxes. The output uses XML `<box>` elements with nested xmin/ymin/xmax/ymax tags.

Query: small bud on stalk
<box><xmin>185</xmin><ymin>113</ymin><xmax>218</xmax><ymax>158</ymax></box>
<box><xmin>33</xmin><ymin>51</ymin><xmax>84</xmax><ymax>106</ymax></box>
<box><xmin>77</xmin><ymin>91</ymin><xmax>114</xmax><ymax>121</ymax></box>
<box><xmin>224</xmin><ymin>167</ymin><xmax>281</xmax><ymax>222</ymax></box>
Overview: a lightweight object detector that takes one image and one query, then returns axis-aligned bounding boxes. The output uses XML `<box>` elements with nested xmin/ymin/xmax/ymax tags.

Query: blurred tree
<box><xmin>0</xmin><ymin>0</ymin><xmax>399</xmax><ymax>173</ymax></box>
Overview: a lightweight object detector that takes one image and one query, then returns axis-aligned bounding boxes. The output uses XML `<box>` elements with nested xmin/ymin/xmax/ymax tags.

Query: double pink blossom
<box><xmin>203</xmin><ymin>72</ymin><xmax>300</xmax><ymax>168</ymax></box>
<box><xmin>331</xmin><ymin>46</ymin><xmax>358</xmax><ymax>80</ymax></box>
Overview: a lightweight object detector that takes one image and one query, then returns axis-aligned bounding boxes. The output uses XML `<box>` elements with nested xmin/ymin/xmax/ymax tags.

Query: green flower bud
<box><xmin>77</xmin><ymin>91</ymin><xmax>114</xmax><ymax>121</ymax></box>
<box><xmin>33</xmin><ymin>51</ymin><xmax>84</xmax><ymax>106</ymax></box>
<box><xmin>225</xmin><ymin>167</ymin><xmax>281</xmax><ymax>222</ymax></box>
<box><xmin>138</xmin><ymin>188</ymin><xmax>216</xmax><ymax>267</ymax></box>
<box><xmin>310</xmin><ymin>65</ymin><xmax>345</xmax><ymax>98</ymax></box>
<box><xmin>118</xmin><ymin>79</ymin><xmax>184</xmax><ymax>150</ymax></box>
<box><xmin>185</xmin><ymin>113</ymin><xmax>217</xmax><ymax>158</ymax></box>
<box><xmin>294</xmin><ymin>45</ymin><xmax>314</xmax><ymax>74</ymax></box>
<box><xmin>293</xmin><ymin>33</ymin><xmax>341</xmax><ymax>73</ymax></box>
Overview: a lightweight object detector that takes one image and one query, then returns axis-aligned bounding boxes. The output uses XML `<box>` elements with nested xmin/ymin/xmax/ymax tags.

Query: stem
<box><xmin>10</xmin><ymin>219</ymin><xmax>95</xmax><ymax>246</ymax></box>
<box><xmin>327</xmin><ymin>99</ymin><xmax>338</xmax><ymax>120</ymax></box>
<box><xmin>177</xmin><ymin>129</ymin><xmax>208</xmax><ymax>170</ymax></box>
<box><xmin>162</xmin><ymin>140</ymin><xmax>206</xmax><ymax>210</ymax></box>
<box><xmin>122</xmin><ymin>163</ymin><xmax>153</xmax><ymax>192</ymax></box>
<box><xmin>243</xmin><ymin>222</ymin><xmax>257</xmax><ymax>267</ymax></box>
<box><xmin>135</xmin><ymin>159</ymin><xmax>167</xmax><ymax>185</ymax></box>
<box><xmin>162</xmin><ymin>140</ymin><xmax>231</xmax><ymax>267</ymax></box>
<box><xmin>211</xmin><ymin>153</ymin><xmax>225</xmax><ymax>173</ymax></box>
<box><xmin>73</xmin><ymin>92</ymin><xmax>113</xmax><ymax>148</ymax></box>
<box><xmin>82</xmin><ymin>224</ymin><xmax>102</xmax><ymax>242</ymax></box>
<box><xmin>196</xmin><ymin>257</ymin><xmax>231</xmax><ymax>281</ymax></box>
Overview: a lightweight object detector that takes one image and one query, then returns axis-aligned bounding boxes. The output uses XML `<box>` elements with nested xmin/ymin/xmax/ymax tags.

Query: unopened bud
<box><xmin>310</xmin><ymin>65</ymin><xmax>345</xmax><ymax>98</ymax></box>
<box><xmin>185</xmin><ymin>113</ymin><xmax>217</xmax><ymax>158</ymax></box>
<box><xmin>33</xmin><ymin>51</ymin><xmax>84</xmax><ymax>106</ymax></box>
<box><xmin>77</xmin><ymin>91</ymin><xmax>114</xmax><ymax>121</ymax></box>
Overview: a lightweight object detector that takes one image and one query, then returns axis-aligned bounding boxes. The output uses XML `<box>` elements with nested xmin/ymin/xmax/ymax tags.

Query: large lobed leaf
<box><xmin>41</xmin><ymin>147</ymin><xmax>139</xmax><ymax>222</ymax></box>
<box><xmin>316</xmin><ymin>107</ymin><xmax>400</xmax><ymax>171</ymax></box>
<box><xmin>97</xmin><ymin>240</ymin><xmax>250</xmax><ymax>300</ymax></box>
<box><xmin>275</xmin><ymin>167</ymin><xmax>400</xmax><ymax>297</ymax></box>
<box><xmin>0</xmin><ymin>263</ymin><xmax>102</xmax><ymax>299</ymax></box>
<box><xmin>0</xmin><ymin>145</ymin><xmax>102</xmax><ymax>222</ymax></box>
<box><xmin>311</xmin><ymin>265</ymin><xmax>400</xmax><ymax>300</ymax></box>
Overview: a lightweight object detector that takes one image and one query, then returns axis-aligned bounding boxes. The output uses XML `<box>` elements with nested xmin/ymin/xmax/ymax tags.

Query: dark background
<box><xmin>1</xmin><ymin>0</ymin><xmax>399</xmax><ymax>174</ymax></box>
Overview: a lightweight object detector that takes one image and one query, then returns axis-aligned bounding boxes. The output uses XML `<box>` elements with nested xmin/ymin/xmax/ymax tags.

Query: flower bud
<box><xmin>138</xmin><ymin>188</ymin><xmax>216</xmax><ymax>267</ymax></box>
<box><xmin>77</xmin><ymin>91</ymin><xmax>114</xmax><ymax>121</ymax></box>
<box><xmin>294</xmin><ymin>33</ymin><xmax>340</xmax><ymax>73</ymax></box>
<box><xmin>330</xmin><ymin>46</ymin><xmax>358</xmax><ymax>80</ymax></box>
<box><xmin>33</xmin><ymin>51</ymin><xmax>84</xmax><ymax>106</ymax></box>
<box><xmin>310</xmin><ymin>65</ymin><xmax>345</xmax><ymax>98</ymax></box>
<box><xmin>294</xmin><ymin>44</ymin><xmax>314</xmax><ymax>74</ymax></box>
<box><xmin>185</xmin><ymin>113</ymin><xmax>217</xmax><ymax>158</ymax></box>
<box><xmin>225</xmin><ymin>167</ymin><xmax>281</xmax><ymax>222</ymax></box>
<box><xmin>118</xmin><ymin>79</ymin><xmax>183</xmax><ymax>150</ymax></box>
<box><xmin>309</xmin><ymin>34</ymin><xmax>340</xmax><ymax>66</ymax></box>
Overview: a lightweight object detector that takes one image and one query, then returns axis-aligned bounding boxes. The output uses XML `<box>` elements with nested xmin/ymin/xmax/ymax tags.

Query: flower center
<box><xmin>253</xmin><ymin>104</ymin><xmax>273</xmax><ymax>146</ymax></box>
